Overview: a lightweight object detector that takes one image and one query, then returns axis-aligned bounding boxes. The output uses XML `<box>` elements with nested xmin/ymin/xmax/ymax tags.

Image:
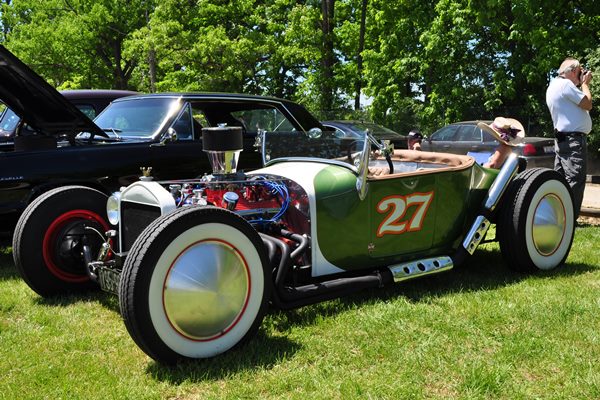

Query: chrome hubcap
<box><xmin>163</xmin><ymin>240</ymin><xmax>249</xmax><ymax>340</ymax></box>
<box><xmin>532</xmin><ymin>194</ymin><xmax>565</xmax><ymax>256</ymax></box>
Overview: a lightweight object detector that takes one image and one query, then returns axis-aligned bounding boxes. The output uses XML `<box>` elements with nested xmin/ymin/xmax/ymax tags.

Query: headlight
<box><xmin>107</xmin><ymin>192</ymin><xmax>121</xmax><ymax>225</ymax></box>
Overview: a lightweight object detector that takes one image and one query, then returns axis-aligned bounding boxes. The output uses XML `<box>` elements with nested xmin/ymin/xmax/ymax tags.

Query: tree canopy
<box><xmin>1</xmin><ymin>0</ymin><xmax>599</xmax><ymax>151</ymax></box>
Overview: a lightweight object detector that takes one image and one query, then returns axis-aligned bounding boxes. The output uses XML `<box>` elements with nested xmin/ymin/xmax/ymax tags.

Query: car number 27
<box><xmin>376</xmin><ymin>192</ymin><xmax>434</xmax><ymax>237</ymax></box>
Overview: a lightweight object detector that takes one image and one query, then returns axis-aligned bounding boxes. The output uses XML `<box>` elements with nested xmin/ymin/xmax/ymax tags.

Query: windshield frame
<box><xmin>260</xmin><ymin>130</ymin><xmax>364</xmax><ymax>174</ymax></box>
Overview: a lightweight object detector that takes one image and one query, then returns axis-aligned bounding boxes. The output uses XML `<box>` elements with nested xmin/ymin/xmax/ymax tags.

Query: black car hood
<box><xmin>0</xmin><ymin>45</ymin><xmax>105</xmax><ymax>139</ymax></box>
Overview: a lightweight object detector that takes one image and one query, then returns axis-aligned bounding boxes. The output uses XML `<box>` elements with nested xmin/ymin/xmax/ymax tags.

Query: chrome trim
<box><xmin>483</xmin><ymin>153</ymin><xmax>519</xmax><ymax>212</ymax></box>
<box><xmin>278</xmin><ymin>103</ymin><xmax>305</xmax><ymax>132</ymax></box>
<box><xmin>260</xmin><ymin>129</ymin><xmax>268</xmax><ymax>165</ymax></box>
<box><xmin>460</xmin><ymin>153</ymin><xmax>519</xmax><ymax>255</ymax></box>
<box><xmin>532</xmin><ymin>193</ymin><xmax>566</xmax><ymax>255</ymax></box>
<box><xmin>106</xmin><ymin>192</ymin><xmax>121</xmax><ymax>225</ymax></box>
<box><xmin>356</xmin><ymin>131</ymin><xmax>371</xmax><ymax>200</ymax></box>
<box><xmin>388</xmin><ymin>256</ymin><xmax>453</xmax><ymax>282</ymax></box>
<box><xmin>117</xmin><ymin>181</ymin><xmax>175</xmax><ymax>255</ymax></box>
<box><xmin>462</xmin><ymin>215</ymin><xmax>491</xmax><ymax>255</ymax></box>
<box><xmin>460</xmin><ymin>154</ymin><xmax>518</xmax><ymax>255</ymax></box>
<box><xmin>163</xmin><ymin>240</ymin><xmax>249</xmax><ymax>340</ymax></box>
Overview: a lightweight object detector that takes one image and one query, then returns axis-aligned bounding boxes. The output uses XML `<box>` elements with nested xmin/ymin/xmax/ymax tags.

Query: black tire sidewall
<box><xmin>498</xmin><ymin>168</ymin><xmax>574</xmax><ymax>272</ymax></box>
<box><xmin>13</xmin><ymin>185</ymin><xmax>108</xmax><ymax>296</ymax></box>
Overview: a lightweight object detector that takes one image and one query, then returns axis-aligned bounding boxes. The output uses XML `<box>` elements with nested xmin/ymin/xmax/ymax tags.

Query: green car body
<box><xmin>314</xmin><ymin>163</ymin><xmax>498</xmax><ymax>268</ymax></box>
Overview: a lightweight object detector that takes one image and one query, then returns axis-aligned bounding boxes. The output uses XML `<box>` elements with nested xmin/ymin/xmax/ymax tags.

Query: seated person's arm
<box><xmin>483</xmin><ymin>143</ymin><xmax>512</xmax><ymax>169</ymax></box>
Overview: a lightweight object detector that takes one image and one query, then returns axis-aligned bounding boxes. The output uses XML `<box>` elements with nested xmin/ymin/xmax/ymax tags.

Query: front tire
<box><xmin>119</xmin><ymin>206</ymin><xmax>271</xmax><ymax>364</ymax></box>
<box><xmin>497</xmin><ymin>168</ymin><xmax>574</xmax><ymax>272</ymax></box>
<box><xmin>13</xmin><ymin>185</ymin><xmax>109</xmax><ymax>297</ymax></box>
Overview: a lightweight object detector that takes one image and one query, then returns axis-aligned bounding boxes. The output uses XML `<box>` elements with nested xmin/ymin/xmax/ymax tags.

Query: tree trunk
<box><xmin>112</xmin><ymin>41</ymin><xmax>126</xmax><ymax>89</ymax></box>
<box><xmin>354</xmin><ymin>0</ymin><xmax>367</xmax><ymax>111</ymax></box>
<box><xmin>145</xmin><ymin>6</ymin><xmax>156</xmax><ymax>93</ymax></box>
<box><xmin>148</xmin><ymin>48</ymin><xmax>156</xmax><ymax>93</ymax></box>
<box><xmin>321</xmin><ymin>0</ymin><xmax>335</xmax><ymax>118</ymax></box>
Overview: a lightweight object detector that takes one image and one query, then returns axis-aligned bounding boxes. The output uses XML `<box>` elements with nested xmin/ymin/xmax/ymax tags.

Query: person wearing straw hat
<box><xmin>546</xmin><ymin>57</ymin><xmax>593</xmax><ymax>219</ymax></box>
<box><xmin>476</xmin><ymin>117</ymin><xmax>525</xmax><ymax>169</ymax></box>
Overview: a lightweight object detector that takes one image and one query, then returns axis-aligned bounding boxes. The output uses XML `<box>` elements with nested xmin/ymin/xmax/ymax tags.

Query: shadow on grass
<box><xmin>0</xmin><ymin>263</ymin><xmax>17</xmax><ymax>280</ymax></box>
<box><xmin>0</xmin><ymin>254</ymin><xmax>18</xmax><ymax>283</ymax></box>
<box><xmin>0</xmin><ymin>239</ymin><xmax>18</xmax><ymax>283</ymax></box>
<box><xmin>34</xmin><ymin>289</ymin><xmax>120</xmax><ymax>312</ymax></box>
<box><xmin>146</xmin><ymin>332</ymin><xmax>301</xmax><ymax>383</ymax></box>
<box><xmin>268</xmin><ymin>247</ymin><xmax>598</xmax><ymax>332</ymax></box>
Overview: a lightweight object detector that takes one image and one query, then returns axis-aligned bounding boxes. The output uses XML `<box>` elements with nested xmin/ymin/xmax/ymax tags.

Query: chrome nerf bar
<box><xmin>462</xmin><ymin>154</ymin><xmax>519</xmax><ymax>255</ymax></box>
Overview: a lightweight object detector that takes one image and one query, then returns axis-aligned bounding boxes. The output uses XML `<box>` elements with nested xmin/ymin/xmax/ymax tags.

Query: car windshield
<box><xmin>92</xmin><ymin>97</ymin><xmax>182</xmax><ymax>139</ymax></box>
<box><xmin>261</xmin><ymin>130</ymin><xmax>366</xmax><ymax>171</ymax></box>
<box><xmin>350</xmin><ymin>122</ymin><xmax>402</xmax><ymax>137</ymax></box>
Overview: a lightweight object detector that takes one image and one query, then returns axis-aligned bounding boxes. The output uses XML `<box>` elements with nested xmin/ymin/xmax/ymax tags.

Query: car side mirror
<box><xmin>153</xmin><ymin>127</ymin><xmax>178</xmax><ymax>147</ymax></box>
<box><xmin>307</xmin><ymin>127</ymin><xmax>322</xmax><ymax>139</ymax></box>
<box><xmin>166</xmin><ymin>127</ymin><xmax>177</xmax><ymax>142</ymax></box>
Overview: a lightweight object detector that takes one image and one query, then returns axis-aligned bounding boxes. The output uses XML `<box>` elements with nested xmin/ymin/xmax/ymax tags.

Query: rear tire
<box><xmin>119</xmin><ymin>206</ymin><xmax>271</xmax><ymax>364</ymax></box>
<box><xmin>13</xmin><ymin>185</ymin><xmax>109</xmax><ymax>296</ymax></box>
<box><xmin>497</xmin><ymin>168</ymin><xmax>574</xmax><ymax>272</ymax></box>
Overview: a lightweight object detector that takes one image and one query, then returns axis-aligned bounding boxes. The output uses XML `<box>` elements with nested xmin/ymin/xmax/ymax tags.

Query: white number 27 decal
<box><xmin>376</xmin><ymin>191</ymin><xmax>434</xmax><ymax>237</ymax></box>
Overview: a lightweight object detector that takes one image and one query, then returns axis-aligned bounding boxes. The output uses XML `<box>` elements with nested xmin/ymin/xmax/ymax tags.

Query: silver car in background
<box><xmin>422</xmin><ymin>120</ymin><xmax>555</xmax><ymax>169</ymax></box>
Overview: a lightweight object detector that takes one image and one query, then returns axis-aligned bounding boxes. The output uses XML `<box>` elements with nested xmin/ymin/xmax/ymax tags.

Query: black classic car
<box><xmin>0</xmin><ymin>45</ymin><xmax>326</xmax><ymax>233</ymax></box>
<box><xmin>0</xmin><ymin>89</ymin><xmax>138</xmax><ymax>144</ymax></box>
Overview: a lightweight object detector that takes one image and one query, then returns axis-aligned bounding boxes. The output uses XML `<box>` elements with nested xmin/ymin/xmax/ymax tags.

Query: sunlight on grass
<box><xmin>0</xmin><ymin>225</ymin><xmax>599</xmax><ymax>399</ymax></box>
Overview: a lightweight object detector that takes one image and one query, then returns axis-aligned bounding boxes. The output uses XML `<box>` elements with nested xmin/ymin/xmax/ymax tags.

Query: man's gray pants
<box><xmin>554</xmin><ymin>134</ymin><xmax>587</xmax><ymax>219</ymax></box>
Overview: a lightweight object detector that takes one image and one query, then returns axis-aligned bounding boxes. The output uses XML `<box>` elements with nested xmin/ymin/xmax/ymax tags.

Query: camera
<box><xmin>579</xmin><ymin>68</ymin><xmax>589</xmax><ymax>81</ymax></box>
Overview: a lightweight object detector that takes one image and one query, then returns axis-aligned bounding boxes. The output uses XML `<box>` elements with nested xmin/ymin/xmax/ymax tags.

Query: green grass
<box><xmin>1</xmin><ymin>223</ymin><xmax>599</xmax><ymax>399</ymax></box>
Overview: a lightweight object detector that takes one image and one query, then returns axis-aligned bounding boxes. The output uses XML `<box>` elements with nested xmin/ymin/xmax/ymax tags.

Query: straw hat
<box><xmin>477</xmin><ymin>117</ymin><xmax>525</xmax><ymax>146</ymax></box>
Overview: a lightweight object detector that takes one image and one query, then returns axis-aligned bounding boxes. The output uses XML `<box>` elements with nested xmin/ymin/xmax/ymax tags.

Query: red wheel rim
<box><xmin>42</xmin><ymin>209</ymin><xmax>109</xmax><ymax>282</ymax></box>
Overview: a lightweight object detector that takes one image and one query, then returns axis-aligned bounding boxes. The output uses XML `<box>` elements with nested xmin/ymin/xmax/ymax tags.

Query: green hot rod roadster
<box><xmin>13</xmin><ymin>126</ymin><xmax>575</xmax><ymax>364</ymax></box>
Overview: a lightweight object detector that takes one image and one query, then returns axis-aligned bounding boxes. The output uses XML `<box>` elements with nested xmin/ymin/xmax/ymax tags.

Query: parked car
<box><xmin>0</xmin><ymin>45</ymin><xmax>325</xmax><ymax>232</ymax></box>
<box><xmin>322</xmin><ymin>120</ymin><xmax>407</xmax><ymax>149</ymax></box>
<box><xmin>421</xmin><ymin>121</ymin><xmax>555</xmax><ymax>168</ymax></box>
<box><xmin>0</xmin><ymin>89</ymin><xmax>138</xmax><ymax>145</ymax></box>
<box><xmin>14</xmin><ymin>126</ymin><xmax>574</xmax><ymax>364</ymax></box>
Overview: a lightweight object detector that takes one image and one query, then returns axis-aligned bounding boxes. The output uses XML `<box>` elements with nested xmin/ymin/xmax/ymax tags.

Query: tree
<box><xmin>355</xmin><ymin>0</ymin><xmax>367</xmax><ymax>111</ymax></box>
<box><xmin>0</xmin><ymin>0</ymin><xmax>598</xmax><ymax>142</ymax></box>
<box><xmin>361</xmin><ymin>0</ymin><xmax>436</xmax><ymax>133</ymax></box>
<box><xmin>0</xmin><ymin>0</ymin><xmax>11</xmax><ymax>43</ymax></box>
<box><xmin>319</xmin><ymin>0</ymin><xmax>336</xmax><ymax>115</ymax></box>
<box><xmin>2</xmin><ymin>0</ymin><xmax>154</xmax><ymax>89</ymax></box>
<box><xmin>362</xmin><ymin>0</ymin><xmax>600</xmax><ymax>137</ymax></box>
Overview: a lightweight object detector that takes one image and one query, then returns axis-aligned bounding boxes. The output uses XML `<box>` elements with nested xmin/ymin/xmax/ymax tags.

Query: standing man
<box><xmin>546</xmin><ymin>57</ymin><xmax>593</xmax><ymax>218</ymax></box>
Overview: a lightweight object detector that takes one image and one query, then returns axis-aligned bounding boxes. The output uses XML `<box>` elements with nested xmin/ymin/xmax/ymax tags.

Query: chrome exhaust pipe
<box><xmin>387</xmin><ymin>256</ymin><xmax>453</xmax><ymax>282</ymax></box>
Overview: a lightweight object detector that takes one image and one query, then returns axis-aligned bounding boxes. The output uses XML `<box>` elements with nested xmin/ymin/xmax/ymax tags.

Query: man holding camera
<box><xmin>546</xmin><ymin>57</ymin><xmax>593</xmax><ymax>219</ymax></box>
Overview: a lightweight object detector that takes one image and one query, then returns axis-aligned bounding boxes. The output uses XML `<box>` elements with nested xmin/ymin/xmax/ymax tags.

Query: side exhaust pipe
<box><xmin>387</xmin><ymin>256</ymin><xmax>453</xmax><ymax>282</ymax></box>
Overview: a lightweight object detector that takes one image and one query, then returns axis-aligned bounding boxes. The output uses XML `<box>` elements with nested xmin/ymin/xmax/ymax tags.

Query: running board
<box><xmin>387</xmin><ymin>256</ymin><xmax>454</xmax><ymax>282</ymax></box>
